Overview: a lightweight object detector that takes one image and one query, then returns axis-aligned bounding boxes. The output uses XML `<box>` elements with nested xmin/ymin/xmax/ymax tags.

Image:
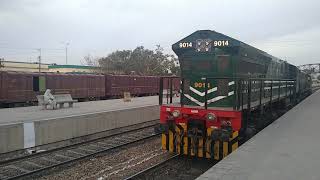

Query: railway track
<box><xmin>126</xmin><ymin>154</ymin><xmax>215</xmax><ymax>180</ymax></box>
<box><xmin>0</xmin><ymin>122</ymin><xmax>160</xmax><ymax>180</ymax></box>
<box><xmin>0</xmin><ymin>120</ymin><xmax>158</xmax><ymax>163</ymax></box>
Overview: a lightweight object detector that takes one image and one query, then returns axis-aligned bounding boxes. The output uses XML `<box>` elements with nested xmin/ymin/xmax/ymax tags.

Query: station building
<box><xmin>0</xmin><ymin>60</ymin><xmax>98</xmax><ymax>73</ymax></box>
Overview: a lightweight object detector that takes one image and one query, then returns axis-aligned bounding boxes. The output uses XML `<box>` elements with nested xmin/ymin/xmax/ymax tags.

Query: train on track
<box><xmin>0</xmin><ymin>72</ymin><xmax>180</xmax><ymax>107</ymax></box>
<box><xmin>159</xmin><ymin>30</ymin><xmax>312</xmax><ymax>159</ymax></box>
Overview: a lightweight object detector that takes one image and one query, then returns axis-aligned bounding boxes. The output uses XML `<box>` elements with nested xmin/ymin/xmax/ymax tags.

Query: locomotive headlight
<box><xmin>206</xmin><ymin>113</ymin><xmax>216</xmax><ymax>121</ymax></box>
<box><xmin>172</xmin><ymin>110</ymin><xmax>181</xmax><ymax>118</ymax></box>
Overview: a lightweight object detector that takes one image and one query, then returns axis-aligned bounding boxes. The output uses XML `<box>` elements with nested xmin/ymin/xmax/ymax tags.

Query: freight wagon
<box><xmin>46</xmin><ymin>73</ymin><xmax>105</xmax><ymax>100</ymax></box>
<box><xmin>105</xmin><ymin>75</ymin><xmax>159</xmax><ymax>97</ymax></box>
<box><xmin>0</xmin><ymin>72</ymin><xmax>105</xmax><ymax>107</ymax></box>
<box><xmin>0</xmin><ymin>72</ymin><xmax>179</xmax><ymax>107</ymax></box>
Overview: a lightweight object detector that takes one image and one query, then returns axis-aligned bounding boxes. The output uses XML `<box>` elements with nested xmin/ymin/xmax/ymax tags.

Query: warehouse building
<box><xmin>0</xmin><ymin>60</ymin><xmax>98</xmax><ymax>73</ymax></box>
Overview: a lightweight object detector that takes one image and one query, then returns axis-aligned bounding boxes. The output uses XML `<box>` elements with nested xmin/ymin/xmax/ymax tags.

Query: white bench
<box><xmin>37</xmin><ymin>94</ymin><xmax>77</xmax><ymax>109</ymax></box>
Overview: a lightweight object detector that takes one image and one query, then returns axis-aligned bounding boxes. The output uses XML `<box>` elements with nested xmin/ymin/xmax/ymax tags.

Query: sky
<box><xmin>0</xmin><ymin>0</ymin><xmax>319</xmax><ymax>66</ymax></box>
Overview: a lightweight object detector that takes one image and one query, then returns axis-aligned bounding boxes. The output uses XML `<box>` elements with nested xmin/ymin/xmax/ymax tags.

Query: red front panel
<box><xmin>160</xmin><ymin>105</ymin><xmax>242</xmax><ymax>131</ymax></box>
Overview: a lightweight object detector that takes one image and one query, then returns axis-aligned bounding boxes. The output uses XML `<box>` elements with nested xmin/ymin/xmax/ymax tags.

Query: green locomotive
<box><xmin>159</xmin><ymin>30</ymin><xmax>312</xmax><ymax>159</ymax></box>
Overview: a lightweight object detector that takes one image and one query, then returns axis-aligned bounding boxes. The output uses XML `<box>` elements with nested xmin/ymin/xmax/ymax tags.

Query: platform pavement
<box><xmin>197</xmin><ymin>90</ymin><xmax>320</xmax><ymax>180</ymax></box>
<box><xmin>0</xmin><ymin>96</ymin><xmax>159</xmax><ymax>125</ymax></box>
<box><xmin>0</xmin><ymin>96</ymin><xmax>163</xmax><ymax>153</ymax></box>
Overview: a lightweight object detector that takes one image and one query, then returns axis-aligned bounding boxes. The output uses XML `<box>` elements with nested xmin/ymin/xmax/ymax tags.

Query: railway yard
<box><xmin>0</xmin><ymin>0</ymin><xmax>319</xmax><ymax>178</ymax></box>
<box><xmin>0</xmin><ymin>30</ymin><xmax>319</xmax><ymax>180</ymax></box>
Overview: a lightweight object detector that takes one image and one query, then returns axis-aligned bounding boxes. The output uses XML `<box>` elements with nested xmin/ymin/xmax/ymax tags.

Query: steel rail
<box><xmin>0</xmin><ymin>125</ymin><xmax>160</xmax><ymax>180</ymax></box>
<box><xmin>0</xmin><ymin>120</ymin><xmax>158</xmax><ymax>165</ymax></box>
<box><xmin>124</xmin><ymin>154</ymin><xmax>180</xmax><ymax>180</ymax></box>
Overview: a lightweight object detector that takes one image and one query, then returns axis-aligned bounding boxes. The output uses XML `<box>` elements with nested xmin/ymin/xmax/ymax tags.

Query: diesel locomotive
<box><xmin>159</xmin><ymin>30</ymin><xmax>312</xmax><ymax>159</ymax></box>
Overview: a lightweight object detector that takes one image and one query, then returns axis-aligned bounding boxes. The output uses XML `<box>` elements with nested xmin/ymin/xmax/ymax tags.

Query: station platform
<box><xmin>0</xmin><ymin>96</ymin><xmax>160</xmax><ymax>153</ymax></box>
<box><xmin>0</xmin><ymin>96</ymin><xmax>159</xmax><ymax>125</ymax></box>
<box><xmin>197</xmin><ymin>90</ymin><xmax>320</xmax><ymax>180</ymax></box>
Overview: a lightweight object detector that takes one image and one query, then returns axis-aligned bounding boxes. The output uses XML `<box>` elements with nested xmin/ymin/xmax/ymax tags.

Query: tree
<box><xmin>81</xmin><ymin>54</ymin><xmax>102</xmax><ymax>73</ymax></box>
<box><xmin>97</xmin><ymin>46</ymin><xmax>180</xmax><ymax>76</ymax></box>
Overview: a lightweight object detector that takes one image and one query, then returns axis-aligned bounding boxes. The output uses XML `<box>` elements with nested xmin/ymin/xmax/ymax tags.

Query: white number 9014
<box><xmin>179</xmin><ymin>42</ymin><xmax>192</xmax><ymax>48</ymax></box>
<box><xmin>213</xmin><ymin>40</ymin><xmax>229</xmax><ymax>47</ymax></box>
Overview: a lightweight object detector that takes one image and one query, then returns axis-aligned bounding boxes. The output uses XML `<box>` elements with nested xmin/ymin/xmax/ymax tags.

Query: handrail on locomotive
<box><xmin>159</xmin><ymin>76</ymin><xmax>297</xmax><ymax>110</ymax></box>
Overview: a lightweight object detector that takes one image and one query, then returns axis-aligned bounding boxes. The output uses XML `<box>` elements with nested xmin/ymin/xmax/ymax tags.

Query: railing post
<box><xmin>236</xmin><ymin>79</ymin><xmax>241</xmax><ymax>110</ymax></box>
<box><xmin>159</xmin><ymin>77</ymin><xmax>163</xmax><ymax>105</ymax></box>
<box><xmin>259</xmin><ymin>79</ymin><xmax>263</xmax><ymax>114</ymax></box>
<box><xmin>285</xmin><ymin>81</ymin><xmax>288</xmax><ymax>98</ymax></box>
<box><xmin>166</xmin><ymin>78</ymin><xmax>169</xmax><ymax>104</ymax></box>
<box><xmin>204</xmin><ymin>78</ymin><xmax>208</xmax><ymax>109</ymax></box>
<box><xmin>247</xmin><ymin>79</ymin><xmax>252</xmax><ymax>129</ymax></box>
<box><xmin>247</xmin><ymin>79</ymin><xmax>252</xmax><ymax>110</ymax></box>
<box><xmin>170</xmin><ymin>78</ymin><xmax>173</xmax><ymax>104</ymax></box>
<box><xmin>241</xmin><ymin>80</ymin><xmax>244</xmax><ymax>110</ymax></box>
<box><xmin>270</xmin><ymin>80</ymin><xmax>273</xmax><ymax>109</ymax></box>
<box><xmin>180</xmin><ymin>78</ymin><xmax>184</xmax><ymax>107</ymax></box>
<box><xmin>293</xmin><ymin>80</ymin><xmax>298</xmax><ymax>103</ymax></box>
<box><xmin>289</xmin><ymin>81</ymin><xmax>292</xmax><ymax>96</ymax></box>
<box><xmin>278</xmin><ymin>80</ymin><xmax>281</xmax><ymax>102</ymax></box>
<box><xmin>233</xmin><ymin>78</ymin><xmax>237</xmax><ymax>110</ymax></box>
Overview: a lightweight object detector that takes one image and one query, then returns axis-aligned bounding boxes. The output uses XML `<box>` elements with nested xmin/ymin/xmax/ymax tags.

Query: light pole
<box><xmin>65</xmin><ymin>42</ymin><xmax>69</xmax><ymax>65</ymax></box>
<box><xmin>61</xmin><ymin>42</ymin><xmax>70</xmax><ymax>65</ymax></box>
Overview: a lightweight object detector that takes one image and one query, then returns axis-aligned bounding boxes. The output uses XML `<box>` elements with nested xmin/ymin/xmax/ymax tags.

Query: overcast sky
<box><xmin>0</xmin><ymin>0</ymin><xmax>319</xmax><ymax>66</ymax></box>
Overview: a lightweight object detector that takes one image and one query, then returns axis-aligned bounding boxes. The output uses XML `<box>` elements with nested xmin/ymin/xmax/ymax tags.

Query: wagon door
<box><xmin>39</xmin><ymin>76</ymin><xmax>46</xmax><ymax>92</ymax></box>
<box><xmin>88</xmin><ymin>76</ymin><xmax>94</xmax><ymax>98</ymax></box>
<box><xmin>32</xmin><ymin>75</ymin><xmax>46</xmax><ymax>93</ymax></box>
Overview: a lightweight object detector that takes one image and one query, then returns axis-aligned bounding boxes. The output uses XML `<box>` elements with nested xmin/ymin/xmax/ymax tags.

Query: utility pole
<box><xmin>38</xmin><ymin>48</ymin><xmax>42</xmax><ymax>72</ymax></box>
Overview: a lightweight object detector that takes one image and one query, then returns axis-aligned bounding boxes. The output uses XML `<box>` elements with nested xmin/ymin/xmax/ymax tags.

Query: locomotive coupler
<box><xmin>188</xmin><ymin>127</ymin><xmax>205</xmax><ymax>156</ymax></box>
<box><xmin>220</xmin><ymin>125</ymin><xmax>233</xmax><ymax>141</ymax></box>
<box><xmin>209</xmin><ymin>129</ymin><xmax>220</xmax><ymax>157</ymax></box>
